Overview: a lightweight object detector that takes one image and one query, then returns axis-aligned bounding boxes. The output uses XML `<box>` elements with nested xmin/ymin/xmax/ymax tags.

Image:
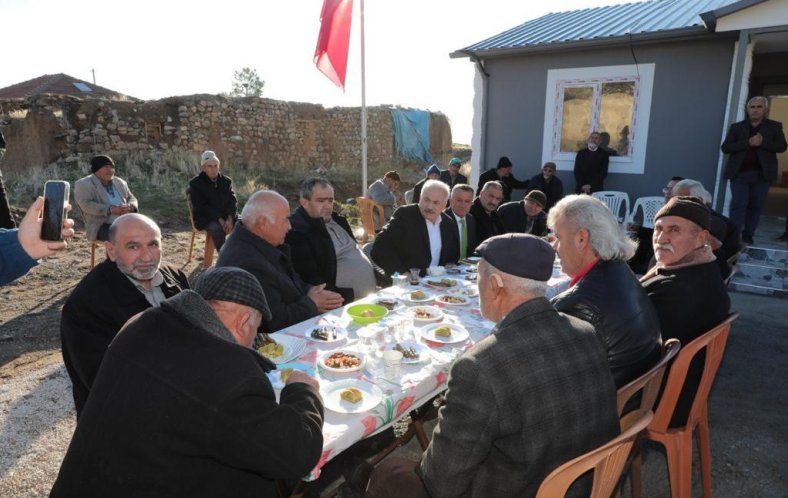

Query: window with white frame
<box><xmin>542</xmin><ymin>64</ymin><xmax>655</xmax><ymax>175</ymax></box>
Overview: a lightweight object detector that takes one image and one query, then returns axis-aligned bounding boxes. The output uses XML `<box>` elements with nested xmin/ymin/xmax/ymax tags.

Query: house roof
<box><xmin>0</xmin><ymin>73</ymin><xmax>136</xmax><ymax>101</ymax></box>
<box><xmin>452</xmin><ymin>0</ymin><xmax>742</xmax><ymax>59</ymax></box>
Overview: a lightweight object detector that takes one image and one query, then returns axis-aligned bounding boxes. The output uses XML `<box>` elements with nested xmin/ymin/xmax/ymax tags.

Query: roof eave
<box><xmin>451</xmin><ymin>25</ymin><xmax>725</xmax><ymax>60</ymax></box>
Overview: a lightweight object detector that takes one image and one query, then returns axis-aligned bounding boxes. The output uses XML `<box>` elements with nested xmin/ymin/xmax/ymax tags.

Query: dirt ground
<box><xmin>1</xmin><ymin>227</ymin><xmax>787</xmax><ymax>497</ymax></box>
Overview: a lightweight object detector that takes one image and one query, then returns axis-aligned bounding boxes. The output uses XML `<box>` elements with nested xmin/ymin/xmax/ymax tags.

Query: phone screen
<box><xmin>41</xmin><ymin>181</ymin><xmax>69</xmax><ymax>241</ymax></box>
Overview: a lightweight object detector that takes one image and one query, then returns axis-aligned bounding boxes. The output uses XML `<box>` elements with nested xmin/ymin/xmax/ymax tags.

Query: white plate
<box><xmin>305</xmin><ymin>325</ymin><xmax>348</xmax><ymax>344</ymax></box>
<box><xmin>411</xmin><ymin>305</ymin><xmax>445</xmax><ymax>323</ymax></box>
<box><xmin>321</xmin><ymin>379</ymin><xmax>383</xmax><ymax>414</ymax></box>
<box><xmin>388</xmin><ymin>341</ymin><xmax>431</xmax><ymax>364</ymax></box>
<box><xmin>370</xmin><ymin>296</ymin><xmax>404</xmax><ymax>313</ymax></box>
<box><xmin>436</xmin><ymin>294</ymin><xmax>471</xmax><ymax>306</ymax></box>
<box><xmin>257</xmin><ymin>335</ymin><xmax>307</xmax><ymax>365</ymax></box>
<box><xmin>399</xmin><ymin>290</ymin><xmax>434</xmax><ymax>304</ymax></box>
<box><xmin>457</xmin><ymin>285</ymin><xmax>479</xmax><ymax>297</ymax></box>
<box><xmin>423</xmin><ymin>278</ymin><xmax>461</xmax><ymax>290</ymax></box>
<box><xmin>318</xmin><ymin>350</ymin><xmax>366</xmax><ymax>373</ymax></box>
<box><xmin>420</xmin><ymin>323</ymin><xmax>470</xmax><ymax>344</ymax></box>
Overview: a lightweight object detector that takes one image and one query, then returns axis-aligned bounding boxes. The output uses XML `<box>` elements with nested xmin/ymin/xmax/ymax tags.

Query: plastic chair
<box><xmin>631</xmin><ymin>313</ymin><xmax>739</xmax><ymax>498</ymax></box>
<box><xmin>404</xmin><ymin>189</ymin><xmax>414</xmax><ymax>204</ymax></box>
<box><xmin>535</xmin><ymin>411</ymin><xmax>654</xmax><ymax>498</ymax></box>
<box><xmin>356</xmin><ymin>197</ymin><xmax>385</xmax><ymax>243</ymax></box>
<box><xmin>592</xmin><ymin>191</ymin><xmax>631</xmax><ymax>224</ymax></box>
<box><xmin>185</xmin><ymin>188</ymin><xmax>215</xmax><ymax>269</ymax></box>
<box><xmin>90</xmin><ymin>240</ymin><xmax>102</xmax><ymax>268</ymax></box>
<box><xmin>617</xmin><ymin>338</ymin><xmax>681</xmax><ymax>430</ymax></box>
<box><xmin>628</xmin><ymin>196</ymin><xmax>664</xmax><ymax>229</ymax></box>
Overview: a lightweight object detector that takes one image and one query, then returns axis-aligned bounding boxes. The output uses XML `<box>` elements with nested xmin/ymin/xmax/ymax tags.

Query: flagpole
<box><xmin>360</xmin><ymin>0</ymin><xmax>368</xmax><ymax>196</ymax></box>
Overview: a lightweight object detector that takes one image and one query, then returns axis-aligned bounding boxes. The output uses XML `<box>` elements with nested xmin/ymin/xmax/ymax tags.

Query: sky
<box><xmin>2</xmin><ymin>0</ymin><xmax>627</xmax><ymax>145</ymax></box>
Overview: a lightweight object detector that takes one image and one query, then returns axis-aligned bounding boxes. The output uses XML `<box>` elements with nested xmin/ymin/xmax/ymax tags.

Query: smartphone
<box><xmin>41</xmin><ymin>181</ymin><xmax>70</xmax><ymax>241</ymax></box>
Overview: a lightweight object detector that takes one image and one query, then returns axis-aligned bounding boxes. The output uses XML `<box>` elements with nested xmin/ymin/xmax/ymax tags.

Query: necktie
<box><xmin>460</xmin><ymin>218</ymin><xmax>467</xmax><ymax>260</ymax></box>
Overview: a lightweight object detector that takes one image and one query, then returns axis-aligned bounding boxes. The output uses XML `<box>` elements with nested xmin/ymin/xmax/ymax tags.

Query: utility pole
<box><xmin>91</xmin><ymin>69</ymin><xmax>96</xmax><ymax>85</ymax></box>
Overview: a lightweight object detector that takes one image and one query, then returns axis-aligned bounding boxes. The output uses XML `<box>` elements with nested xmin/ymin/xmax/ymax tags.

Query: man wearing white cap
<box><xmin>188</xmin><ymin>150</ymin><xmax>237</xmax><ymax>251</ymax></box>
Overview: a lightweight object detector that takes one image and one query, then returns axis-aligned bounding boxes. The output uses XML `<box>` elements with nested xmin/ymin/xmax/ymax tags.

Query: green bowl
<box><xmin>346</xmin><ymin>304</ymin><xmax>389</xmax><ymax>324</ymax></box>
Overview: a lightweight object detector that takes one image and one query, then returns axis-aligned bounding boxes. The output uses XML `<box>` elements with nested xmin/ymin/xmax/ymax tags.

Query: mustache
<box><xmin>654</xmin><ymin>243</ymin><xmax>674</xmax><ymax>253</ymax></box>
<box><xmin>423</xmin><ymin>207</ymin><xmax>436</xmax><ymax>214</ymax></box>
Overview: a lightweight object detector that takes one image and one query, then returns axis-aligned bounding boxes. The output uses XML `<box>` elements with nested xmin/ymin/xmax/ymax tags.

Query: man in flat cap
<box><xmin>497</xmin><ymin>189</ymin><xmax>548</xmax><ymax>236</ymax></box>
<box><xmin>364</xmin><ymin>234</ymin><xmax>619</xmax><ymax>497</ymax></box>
<box><xmin>60</xmin><ymin>214</ymin><xmax>189</xmax><ymax>417</ymax></box>
<box><xmin>74</xmin><ymin>154</ymin><xmax>138</xmax><ymax>241</ymax></box>
<box><xmin>187</xmin><ymin>150</ymin><xmax>237</xmax><ymax>252</ymax></box>
<box><xmin>439</xmin><ymin>157</ymin><xmax>468</xmax><ymax>190</ymax></box>
<box><xmin>641</xmin><ymin>196</ymin><xmax>730</xmax><ymax>427</ymax></box>
<box><xmin>52</xmin><ymin>267</ymin><xmax>324</xmax><ymax>497</ymax></box>
<box><xmin>528</xmin><ymin>162</ymin><xmax>564</xmax><ymax>212</ymax></box>
<box><xmin>549</xmin><ymin>194</ymin><xmax>662</xmax><ymax>389</ymax></box>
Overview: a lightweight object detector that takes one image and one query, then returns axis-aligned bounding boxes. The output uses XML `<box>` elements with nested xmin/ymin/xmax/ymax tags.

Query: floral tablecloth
<box><xmin>274</xmin><ymin>266</ymin><xmax>570</xmax><ymax>480</ymax></box>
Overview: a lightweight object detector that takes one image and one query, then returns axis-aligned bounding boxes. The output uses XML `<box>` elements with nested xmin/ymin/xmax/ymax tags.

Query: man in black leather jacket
<box><xmin>548</xmin><ymin>194</ymin><xmax>662</xmax><ymax>388</ymax></box>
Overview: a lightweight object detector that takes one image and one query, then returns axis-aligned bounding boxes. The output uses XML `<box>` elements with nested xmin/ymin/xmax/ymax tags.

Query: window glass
<box><xmin>560</xmin><ymin>86</ymin><xmax>594</xmax><ymax>153</ymax></box>
<box><xmin>599</xmin><ymin>82</ymin><xmax>635</xmax><ymax>156</ymax></box>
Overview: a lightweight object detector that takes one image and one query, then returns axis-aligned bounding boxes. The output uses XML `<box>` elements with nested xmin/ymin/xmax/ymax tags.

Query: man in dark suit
<box><xmin>217</xmin><ymin>190</ymin><xmax>343</xmax><ymax>332</ymax></box>
<box><xmin>573</xmin><ymin>131</ymin><xmax>609</xmax><ymax>194</ymax></box>
<box><xmin>476</xmin><ymin>156</ymin><xmax>529</xmax><ymax>203</ymax></box>
<box><xmin>188</xmin><ymin>150</ymin><xmax>237</xmax><ymax>251</ymax></box>
<box><xmin>444</xmin><ymin>184</ymin><xmax>476</xmax><ymax>259</ymax></box>
<box><xmin>60</xmin><ymin>214</ymin><xmax>189</xmax><ymax>417</ymax></box>
<box><xmin>528</xmin><ymin>161</ymin><xmax>564</xmax><ymax>211</ymax></box>
<box><xmin>470</xmin><ymin>180</ymin><xmax>504</xmax><ymax>245</ymax></box>
<box><xmin>439</xmin><ymin>157</ymin><xmax>468</xmax><ymax>190</ymax></box>
<box><xmin>286</xmin><ymin>178</ymin><xmax>375</xmax><ymax>303</ymax></box>
<box><xmin>364</xmin><ymin>234</ymin><xmax>619</xmax><ymax>497</ymax></box>
<box><xmin>498</xmin><ymin>190</ymin><xmax>548</xmax><ymax>236</ymax></box>
<box><xmin>372</xmin><ymin>180</ymin><xmax>459</xmax><ymax>276</ymax></box>
<box><xmin>721</xmin><ymin>96</ymin><xmax>787</xmax><ymax>244</ymax></box>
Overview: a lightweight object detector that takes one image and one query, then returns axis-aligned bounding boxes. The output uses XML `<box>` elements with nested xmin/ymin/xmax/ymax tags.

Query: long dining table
<box><xmin>267</xmin><ymin>263</ymin><xmax>571</xmax><ymax>482</ymax></box>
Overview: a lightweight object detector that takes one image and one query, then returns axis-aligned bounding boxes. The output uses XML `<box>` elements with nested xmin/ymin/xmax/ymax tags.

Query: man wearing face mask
<box><xmin>573</xmin><ymin>132</ymin><xmax>609</xmax><ymax>194</ymax></box>
<box><xmin>528</xmin><ymin>162</ymin><xmax>564</xmax><ymax>212</ymax></box>
<box><xmin>286</xmin><ymin>177</ymin><xmax>375</xmax><ymax>302</ymax></box>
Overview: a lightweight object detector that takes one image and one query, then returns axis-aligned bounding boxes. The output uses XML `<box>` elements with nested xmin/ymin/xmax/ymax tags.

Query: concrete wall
<box><xmin>478</xmin><ymin>36</ymin><xmax>736</xmax><ymax>201</ymax></box>
<box><xmin>0</xmin><ymin>95</ymin><xmax>452</xmax><ymax>179</ymax></box>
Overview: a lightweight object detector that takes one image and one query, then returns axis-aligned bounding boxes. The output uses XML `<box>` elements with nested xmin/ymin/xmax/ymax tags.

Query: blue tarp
<box><xmin>390</xmin><ymin>109</ymin><xmax>433</xmax><ymax>164</ymax></box>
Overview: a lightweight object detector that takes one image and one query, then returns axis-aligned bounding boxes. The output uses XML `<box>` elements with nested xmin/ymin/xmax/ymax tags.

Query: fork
<box><xmin>261</xmin><ymin>333</ymin><xmax>277</xmax><ymax>345</ymax></box>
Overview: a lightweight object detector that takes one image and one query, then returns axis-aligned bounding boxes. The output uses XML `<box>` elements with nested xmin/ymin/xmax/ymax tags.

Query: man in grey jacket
<box><xmin>74</xmin><ymin>155</ymin><xmax>138</xmax><ymax>241</ymax></box>
<box><xmin>365</xmin><ymin>234</ymin><xmax>619</xmax><ymax>497</ymax></box>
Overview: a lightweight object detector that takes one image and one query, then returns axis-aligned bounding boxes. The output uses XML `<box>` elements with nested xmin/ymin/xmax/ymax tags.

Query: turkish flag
<box><xmin>314</xmin><ymin>0</ymin><xmax>354</xmax><ymax>90</ymax></box>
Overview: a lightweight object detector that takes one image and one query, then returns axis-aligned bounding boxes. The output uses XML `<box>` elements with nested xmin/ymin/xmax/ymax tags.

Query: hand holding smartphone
<box><xmin>41</xmin><ymin>181</ymin><xmax>70</xmax><ymax>241</ymax></box>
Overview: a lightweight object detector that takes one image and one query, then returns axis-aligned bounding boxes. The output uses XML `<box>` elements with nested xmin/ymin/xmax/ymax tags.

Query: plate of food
<box><xmin>399</xmin><ymin>289</ymin><xmax>433</xmax><ymax>304</ymax></box>
<box><xmin>305</xmin><ymin>325</ymin><xmax>348</xmax><ymax>343</ymax></box>
<box><xmin>456</xmin><ymin>285</ymin><xmax>479</xmax><ymax>297</ymax></box>
<box><xmin>390</xmin><ymin>341</ymin><xmax>430</xmax><ymax>364</ymax></box>
<box><xmin>266</xmin><ymin>362</ymin><xmax>316</xmax><ymax>390</ymax></box>
<box><xmin>256</xmin><ymin>335</ymin><xmax>307</xmax><ymax>365</ymax></box>
<box><xmin>423</xmin><ymin>278</ymin><xmax>461</xmax><ymax>290</ymax></box>
<box><xmin>420</xmin><ymin>323</ymin><xmax>470</xmax><ymax>344</ymax></box>
<box><xmin>321</xmin><ymin>379</ymin><xmax>383</xmax><ymax>414</ymax></box>
<box><xmin>411</xmin><ymin>305</ymin><xmax>445</xmax><ymax>323</ymax></box>
<box><xmin>436</xmin><ymin>294</ymin><xmax>470</xmax><ymax>306</ymax></box>
<box><xmin>319</xmin><ymin>350</ymin><xmax>366</xmax><ymax>373</ymax></box>
<box><xmin>372</xmin><ymin>296</ymin><xmax>403</xmax><ymax>312</ymax></box>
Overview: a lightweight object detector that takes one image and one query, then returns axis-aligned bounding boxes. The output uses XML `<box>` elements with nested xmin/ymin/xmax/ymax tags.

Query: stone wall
<box><xmin>0</xmin><ymin>95</ymin><xmax>453</xmax><ymax>176</ymax></box>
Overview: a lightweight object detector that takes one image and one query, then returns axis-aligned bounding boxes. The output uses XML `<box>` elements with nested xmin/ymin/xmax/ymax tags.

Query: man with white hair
<box><xmin>641</xmin><ymin>196</ymin><xmax>730</xmax><ymax>427</ymax></box>
<box><xmin>363</xmin><ymin>234</ymin><xmax>619</xmax><ymax>497</ymax></box>
<box><xmin>549</xmin><ymin>195</ymin><xmax>662</xmax><ymax>388</ymax></box>
<box><xmin>721</xmin><ymin>95</ymin><xmax>787</xmax><ymax>244</ymax></box>
<box><xmin>372</xmin><ymin>179</ymin><xmax>459</xmax><ymax>277</ymax></box>
<box><xmin>217</xmin><ymin>190</ymin><xmax>343</xmax><ymax>332</ymax></box>
<box><xmin>187</xmin><ymin>150</ymin><xmax>237</xmax><ymax>251</ymax></box>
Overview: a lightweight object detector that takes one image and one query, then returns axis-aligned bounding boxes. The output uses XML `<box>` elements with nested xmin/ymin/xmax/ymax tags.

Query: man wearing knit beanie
<box><xmin>74</xmin><ymin>154</ymin><xmax>138</xmax><ymax>241</ymax></box>
<box><xmin>641</xmin><ymin>195</ymin><xmax>730</xmax><ymax>427</ymax></box>
<box><xmin>187</xmin><ymin>150</ymin><xmax>237</xmax><ymax>253</ymax></box>
<box><xmin>412</xmin><ymin>163</ymin><xmax>442</xmax><ymax>204</ymax></box>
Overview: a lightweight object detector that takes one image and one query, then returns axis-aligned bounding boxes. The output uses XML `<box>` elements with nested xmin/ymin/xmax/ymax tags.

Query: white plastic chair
<box><xmin>628</xmin><ymin>196</ymin><xmax>664</xmax><ymax>229</ymax></box>
<box><xmin>591</xmin><ymin>191</ymin><xmax>631</xmax><ymax>224</ymax></box>
<box><xmin>404</xmin><ymin>189</ymin><xmax>414</xmax><ymax>204</ymax></box>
